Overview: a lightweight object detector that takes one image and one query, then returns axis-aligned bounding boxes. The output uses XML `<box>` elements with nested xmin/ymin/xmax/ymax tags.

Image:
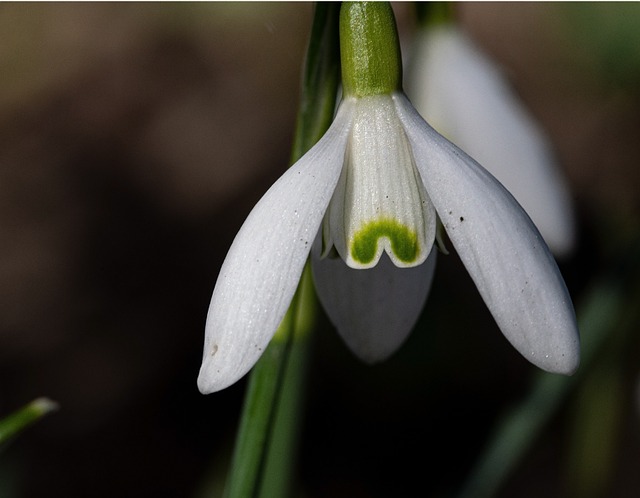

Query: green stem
<box><xmin>258</xmin><ymin>265</ymin><xmax>317</xmax><ymax>498</ymax></box>
<box><xmin>415</xmin><ymin>1</ymin><xmax>455</xmax><ymax>27</ymax></box>
<box><xmin>290</xmin><ymin>3</ymin><xmax>341</xmax><ymax>162</ymax></box>
<box><xmin>222</xmin><ymin>4</ymin><xmax>340</xmax><ymax>498</ymax></box>
<box><xmin>457</xmin><ymin>240</ymin><xmax>640</xmax><ymax>498</ymax></box>
<box><xmin>563</xmin><ymin>270</ymin><xmax>640</xmax><ymax>497</ymax></box>
<box><xmin>222</xmin><ymin>288</ymin><xmax>300</xmax><ymax>498</ymax></box>
<box><xmin>0</xmin><ymin>397</ymin><xmax>59</xmax><ymax>449</ymax></box>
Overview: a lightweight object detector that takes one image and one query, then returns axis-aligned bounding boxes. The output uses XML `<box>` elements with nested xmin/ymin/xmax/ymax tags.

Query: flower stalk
<box><xmin>220</xmin><ymin>4</ymin><xmax>340</xmax><ymax>497</ymax></box>
<box><xmin>0</xmin><ymin>397</ymin><xmax>59</xmax><ymax>449</ymax></box>
<box><xmin>457</xmin><ymin>236</ymin><xmax>640</xmax><ymax>498</ymax></box>
<box><xmin>340</xmin><ymin>2</ymin><xmax>401</xmax><ymax>96</ymax></box>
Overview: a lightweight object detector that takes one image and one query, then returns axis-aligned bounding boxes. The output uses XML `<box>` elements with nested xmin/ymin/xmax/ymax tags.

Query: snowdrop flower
<box><xmin>198</xmin><ymin>2</ymin><xmax>579</xmax><ymax>394</ymax></box>
<box><xmin>407</xmin><ymin>21</ymin><xmax>576</xmax><ymax>256</ymax></box>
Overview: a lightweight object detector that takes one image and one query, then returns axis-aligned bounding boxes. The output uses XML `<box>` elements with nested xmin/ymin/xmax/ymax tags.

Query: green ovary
<box><xmin>351</xmin><ymin>219</ymin><xmax>419</xmax><ymax>265</ymax></box>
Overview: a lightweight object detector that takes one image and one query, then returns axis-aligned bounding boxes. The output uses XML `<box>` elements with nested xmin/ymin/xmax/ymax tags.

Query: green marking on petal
<box><xmin>351</xmin><ymin>218</ymin><xmax>419</xmax><ymax>265</ymax></box>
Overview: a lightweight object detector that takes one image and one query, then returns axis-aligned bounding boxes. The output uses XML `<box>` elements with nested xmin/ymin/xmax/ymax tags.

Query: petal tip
<box><xmin>197</xmin><ymin>374</ymin><xmax>215</xmax><ymax>395</ymax></box>
<box><xmin>349</xmin><ymin>347</ymin><xmax>395</xmax><ymax>365</ymax></box>
<box><xmin>197</xmin><ymin>365</ymin><xmax>220</xmax><ymax>395</ymax></box>
<box><xmin>552</xmin><ymin>349</ymin><xmax>581</xmax><ymax>376</ymax></box>
<box><xmin>530</xmin><ymin>338</ymin><xmax>580</xmax><ymax>376</ymax></box>
<box><xmin>197</xmin><ymin>358</ymin><xmax>244</xmax><ymax>395</ymax></box>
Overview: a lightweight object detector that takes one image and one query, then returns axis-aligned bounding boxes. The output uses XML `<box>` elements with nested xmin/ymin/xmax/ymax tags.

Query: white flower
<box><xmin>197</xmin><ymin>3</ymin><xmax>580</xmax><ymax>394</ymax></box>
<box><xmin>407</xmin><ymin>24</ymin><xmax>576</xmax><ymax>256</ymax></box>
<box><xmin>197</xmin><ymin>90</ymin><xmax>580</xmax><ymax>394</ymax></box>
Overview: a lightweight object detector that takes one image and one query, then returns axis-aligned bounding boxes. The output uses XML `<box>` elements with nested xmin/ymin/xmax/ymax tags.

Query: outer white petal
<box><xmin>197</xmin><ymin>101</ymin><xmax>354</xmax><ymax>394</ymax></box>
<box><xmin>394</xmin><ymin>93</ymin><xmax>579</xmax><ymax>375</ymax></box>
<box><xmin>407</xmin><ymin>25</ymin><xmax>575</xmax><ymax>256</ymax></box>
<box><xmin>311</xmin><ymin>240</ymin><xmax>436</xmax><ymax>364</ymax></box>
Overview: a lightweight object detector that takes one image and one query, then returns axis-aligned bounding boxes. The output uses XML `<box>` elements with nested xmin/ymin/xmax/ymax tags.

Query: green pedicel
<box><xmin>351</xmin><ymin>218</ymin><xmax>419</xmax><ymax>265</ymax></box>
<box><xmin>339</xmin><ymin>2</ymin><xmax>402</xmax><ymax>97</ymax></box>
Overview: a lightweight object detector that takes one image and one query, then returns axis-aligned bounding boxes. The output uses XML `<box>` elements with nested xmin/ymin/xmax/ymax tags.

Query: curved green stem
<box><xmin>221</xmin><ymin>4</ymin><xmax>340</xmax><ymax>498</ymax></box>
<box><xmin>457</xmin><ymin>239</ymin><xmax>640</xmax><ymax>498</ymax></box>
<box><xmin>0</xmin><ymin>397</ymin><xmax>58</xmax><ymax>450</ymax></box>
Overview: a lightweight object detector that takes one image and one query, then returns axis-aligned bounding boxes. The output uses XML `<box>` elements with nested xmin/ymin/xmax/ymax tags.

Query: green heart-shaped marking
<box><xmin>351</xmin><ymin>218</ymin><xmax>419</xmax><ymax>264</ymax></box>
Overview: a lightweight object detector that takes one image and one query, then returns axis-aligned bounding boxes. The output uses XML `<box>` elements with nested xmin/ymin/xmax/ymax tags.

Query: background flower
<box><xmin>407</xmin><ymin>23</ymin><xmax>576</xmax><ymax>257</ymax></box>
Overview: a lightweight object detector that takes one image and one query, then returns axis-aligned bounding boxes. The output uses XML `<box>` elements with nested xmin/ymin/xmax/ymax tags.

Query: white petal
<box><xmin>407</xmin><ymin>26</ymin><xmax>575</xmax><ymax>256</ymax></box>
<box><xmin>326</xmin><ymin>95</ymin><xmax>436</xmax><ymax>269</ymax></box>
<box><xmin>394</xmin><ymin>93</ymin><xmax>580</xmax><ymax>374</ymax></box>
<box><xmin>197</xmin><ymin>101</ymin><xmax>354</xmax><ymax>394</ymax></box>
<box><xmin>311</xmin><ymin>238</ymin><xmax>436</xmax><ymax>363</ymax></box>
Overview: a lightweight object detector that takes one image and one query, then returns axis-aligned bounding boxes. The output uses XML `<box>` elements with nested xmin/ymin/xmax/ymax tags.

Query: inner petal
<box><xmin>327</xmin><ymin>95</ymin><xmax>435</xmax><ymax>269</ymax></box>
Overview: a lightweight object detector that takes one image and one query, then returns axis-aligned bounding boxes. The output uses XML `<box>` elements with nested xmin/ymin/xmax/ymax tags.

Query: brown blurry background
<box><xmin>0</xmin><ymin>3</ymin><xmax>639</xmax><ymax>498</ymax></box>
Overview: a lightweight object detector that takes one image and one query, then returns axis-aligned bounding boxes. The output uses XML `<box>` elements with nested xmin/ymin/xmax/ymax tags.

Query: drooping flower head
<box><xmin>198</xmin><ymin>2</ymin><xmax>579</xmax><ymax>394</ymax></box>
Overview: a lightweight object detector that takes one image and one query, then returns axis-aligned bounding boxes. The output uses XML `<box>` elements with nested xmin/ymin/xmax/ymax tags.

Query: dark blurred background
<box><xmin>0</xmin><ymin>3</ymin><xmax>639</xmax><ymax>497</ymax></box>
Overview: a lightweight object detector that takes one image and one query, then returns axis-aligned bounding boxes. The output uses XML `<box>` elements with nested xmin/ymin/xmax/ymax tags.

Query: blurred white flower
<box><xmin>197</xmin><ymin>91</ymin><xmax>580</xmax><ymax>394</ymax></box>
<box><xmin>408</xmin><ymin>24</ymin><xmax>576</xmax><ymax>256</ymax></box>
